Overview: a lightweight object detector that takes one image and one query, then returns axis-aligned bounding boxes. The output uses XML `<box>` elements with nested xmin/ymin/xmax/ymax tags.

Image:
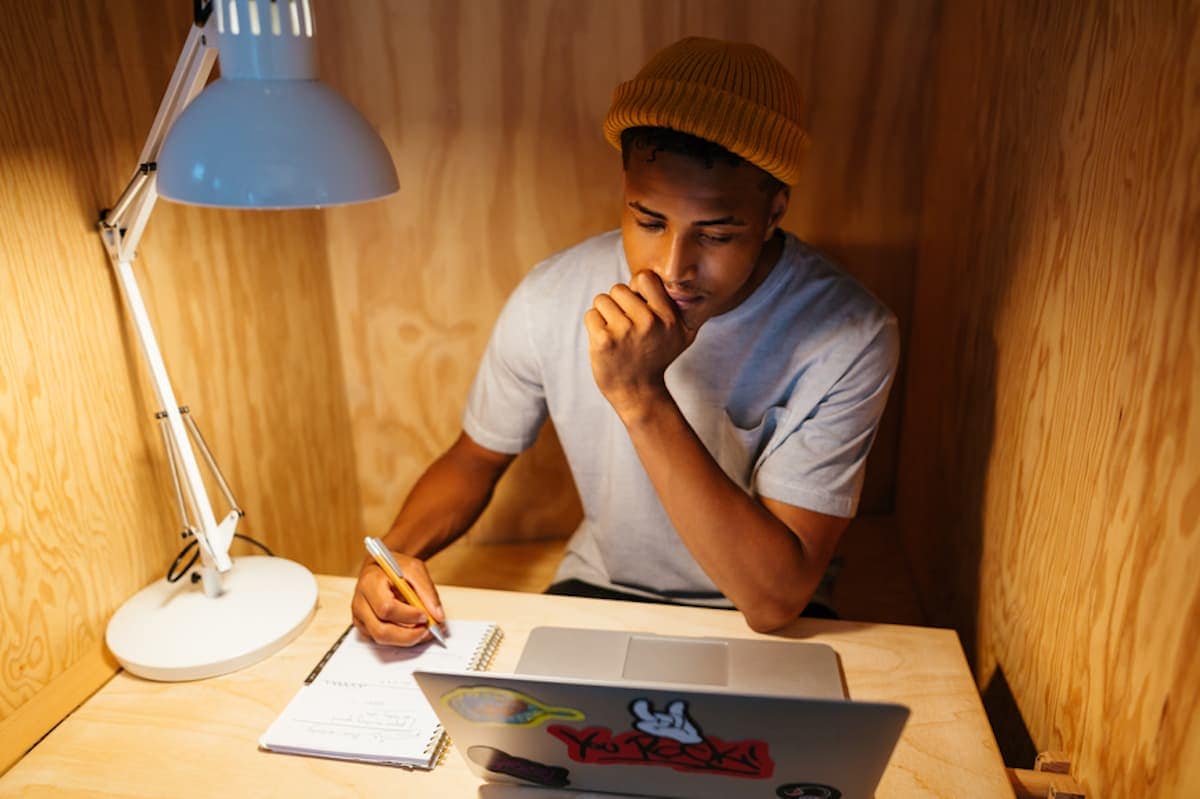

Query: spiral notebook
<box><xmin>259</xmin><ymin>620</ymin><xmax>502</xmax><ymax>769</ymax></box>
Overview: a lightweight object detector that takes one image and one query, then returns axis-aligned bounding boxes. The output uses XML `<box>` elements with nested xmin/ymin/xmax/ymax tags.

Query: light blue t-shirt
<box><xmin>463</xmin><ymin>230</ymin><xmax>898</xmax><ymax>606</ymax></box>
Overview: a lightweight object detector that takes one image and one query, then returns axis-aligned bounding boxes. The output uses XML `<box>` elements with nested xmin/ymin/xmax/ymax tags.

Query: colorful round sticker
<box><xmin>775</xmin><ymin>783</ymin><xmax>842</xmax><ymax>799</ymax></box>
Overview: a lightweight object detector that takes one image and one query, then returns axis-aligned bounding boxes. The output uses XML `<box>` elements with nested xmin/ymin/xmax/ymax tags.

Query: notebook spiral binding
<box><xmin>304</xmin><ymin>624</ymin><xmax>353</xmax><ymax>684</ymax></box>
<box><xmin>470</xmin><ymin>625</ymin><xmax>504</xmax><ymax>673</ymax></box>
<box><xmin>428</xmin><ymin>730</ymin><xmax>452</xmax><ymax>768</ymax></box>
<box><xmin>424</xmin><ymin>624</ymin><xmax>504</xmax><ymax>767</ymax></box>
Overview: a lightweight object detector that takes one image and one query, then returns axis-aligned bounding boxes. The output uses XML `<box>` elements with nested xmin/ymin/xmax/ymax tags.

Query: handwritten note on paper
<box><xmin>260</xmin><ymin>620</ymin><xmax>500</xmax><ymax>767</ymax></box>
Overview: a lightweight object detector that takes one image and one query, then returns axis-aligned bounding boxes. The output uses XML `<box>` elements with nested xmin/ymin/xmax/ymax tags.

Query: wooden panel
<box><xmin>831</xmin><ymin>516</ymin><xmax>925</xmax><ymax>627</ymax></box>
<box><xmin>0</xmin><ymin>0</ymin><xmax>362</xmax><ymax>755</ymax></box>
<box><xmin>898</xmin><ymin>1</ymin><xmax>1200</xmax><ymax>796</ymax></box>
<box><xmin>0</xmin><ymin>645</ymin><xmax>117</xmax><ymax>775</ymax></box>
<box><xmin>427</xmin><ymin>538</ymin><xmax>567</xmax><ymax>594</ymax></box>
<box><xmin>135</xmin><ymin>204</ymin><xmax>364</xmax><ymax>572</ymax></box>
<box><xmin>316</xmin><ymin>0</ymin><xmax>939</xmax><ymax>541</ymax></box>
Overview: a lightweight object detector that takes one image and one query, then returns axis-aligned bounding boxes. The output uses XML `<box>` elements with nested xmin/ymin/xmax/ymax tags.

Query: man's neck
<box><xmin>724</xmin><ymin>229</ymin><xmax>785</xmax><ymax>315</ymax></box>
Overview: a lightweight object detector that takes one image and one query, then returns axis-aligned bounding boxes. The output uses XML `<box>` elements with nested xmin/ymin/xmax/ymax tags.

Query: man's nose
<box><xmin>658</xmin><ymin>235</ymin><xmax>696</xmax><ymax>285</ymax></box>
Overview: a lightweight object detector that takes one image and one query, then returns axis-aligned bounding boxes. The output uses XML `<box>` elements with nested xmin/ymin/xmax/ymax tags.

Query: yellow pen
<box><xmin>364</xmin><ymin>536</ymin><xmax>447</xmax><ymax>646</ymax></box>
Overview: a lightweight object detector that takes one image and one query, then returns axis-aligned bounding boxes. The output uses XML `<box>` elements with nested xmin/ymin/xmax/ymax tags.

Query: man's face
<box><xmin>621</xmin><ymin>146</ymin><xmax>788</xmax><ymax>329</ymax></box>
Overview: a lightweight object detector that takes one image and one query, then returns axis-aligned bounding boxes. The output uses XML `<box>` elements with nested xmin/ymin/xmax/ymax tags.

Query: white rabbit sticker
<box><xmin>629</xmin><ymin>698</ymin><xmax>702</xmax><ymax>744</ymax></box>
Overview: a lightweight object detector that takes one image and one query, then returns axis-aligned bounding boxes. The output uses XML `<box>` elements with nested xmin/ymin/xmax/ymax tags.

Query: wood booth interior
<box><xmin>1</xmin><ymin>2</ymin><xmax>1196</xmax><ymax>796</ymax></box>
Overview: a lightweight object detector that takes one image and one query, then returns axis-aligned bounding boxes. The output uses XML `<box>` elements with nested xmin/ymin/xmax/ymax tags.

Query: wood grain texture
<box><xmin>0</xmin><ymin>0</ymin><xmax>362</xmax><ymax>749</ymax></box>
<box><xmin>315</xmin><ymin>0</ymin><xmax>940</xmax><ymax>541</ymax></box>
<box><xmin>0</xmin><ymin>577</ymin><xmax>1013</xmax><ymax>798</ymax></box>
<box><xmin>898</xmin><ymin>1</ymin><xmax>1200</xmax><ymax>796</ymax></box>
<box><xmin>0</xmin><ymin>644</ymin><xmax>116</xmax><ymax>775</ymax></box>
<box><xmin>427</xmin><ymin>537</ymin><xmax>567</xmax><ymax>594</ymax></box>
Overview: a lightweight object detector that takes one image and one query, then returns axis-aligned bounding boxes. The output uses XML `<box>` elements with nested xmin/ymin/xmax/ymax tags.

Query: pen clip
<box><xmin>366</xmin><ymin>536</ymin><xmax>406</xmax><ymax>580</ymax></box>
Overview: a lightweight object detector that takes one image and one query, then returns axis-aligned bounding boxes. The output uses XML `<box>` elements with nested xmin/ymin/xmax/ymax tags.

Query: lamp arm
<box><xmin>99</xmin><ymin>18</ymin><xmax>236</xmax><ymax>590</ymax></box>
<box><xmin>101</xmin><ymin>22</ymin><xmax>217</xmax><ymax>260</ymax></box>
<box><xmin>111</xmin><ymin>257</ymin><xmax>233</xmax><ymax>582</ymax></box>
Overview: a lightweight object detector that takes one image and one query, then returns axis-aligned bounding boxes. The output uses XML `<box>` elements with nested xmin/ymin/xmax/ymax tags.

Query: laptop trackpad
<box><xmin>622</xmin><ymin>635</ymin><xmax>729</xmax><ymax>686</ymax></box>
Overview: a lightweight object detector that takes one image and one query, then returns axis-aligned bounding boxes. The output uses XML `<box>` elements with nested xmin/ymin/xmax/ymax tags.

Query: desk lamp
<box><xmin>101</xmin><ymin>0</ymin><xmax>397</xmax><ymax>681</ymax></box>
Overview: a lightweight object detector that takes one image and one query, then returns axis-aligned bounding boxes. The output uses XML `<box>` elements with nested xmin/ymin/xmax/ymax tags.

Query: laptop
<box><xmin>413</xmin><ymin>626</ymin><xmax>908</xmax><ymax>799</ymax></box>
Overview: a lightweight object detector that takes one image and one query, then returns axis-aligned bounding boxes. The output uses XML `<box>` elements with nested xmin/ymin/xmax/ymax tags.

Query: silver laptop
<box><xmin>414</xmin><ymin>626</ymin><xmax>908</xmax><ymax>799</ymax></box>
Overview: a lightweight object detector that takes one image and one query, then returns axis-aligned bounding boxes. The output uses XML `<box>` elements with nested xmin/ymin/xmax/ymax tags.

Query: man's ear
<box><xmin>765</xmin><ymin>186</ymin><xmax>790</xmax><ymax>240</ymax></box>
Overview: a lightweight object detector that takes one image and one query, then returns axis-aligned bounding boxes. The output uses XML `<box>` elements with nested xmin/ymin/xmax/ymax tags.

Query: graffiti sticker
<box><xmin>467</xmin><ymin>745</ymin><xmax>571</xmax><ymax>787</ymax></box>
<box><xmin>547</xmin><ymin>698</ymin><xmax>773</xmax><ymax>779</ymax></box>
<box><xmin>442</xmin><ymin>685</ymin><xmax>585</xmax><ymax>726</ymax></box>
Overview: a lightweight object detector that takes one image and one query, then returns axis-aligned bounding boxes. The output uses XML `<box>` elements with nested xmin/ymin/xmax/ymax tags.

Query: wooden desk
<box><xmin>0</xmin><ymin>577</ymin><xmax>1012</xmax><ymax>798</ymax></box>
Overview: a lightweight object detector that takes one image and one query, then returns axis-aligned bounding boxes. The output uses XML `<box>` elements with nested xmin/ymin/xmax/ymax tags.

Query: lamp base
<box><xmin>106</xmin><ymin>555</ymin><xmax>318</xmax><ymax>682</ymax></box>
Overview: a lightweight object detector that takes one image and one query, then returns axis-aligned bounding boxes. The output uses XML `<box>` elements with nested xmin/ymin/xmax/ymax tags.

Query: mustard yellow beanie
<box><xmin>603</xmin><ymin>37</ymin><xmax>809</xmax><ymax>186</ymax></box>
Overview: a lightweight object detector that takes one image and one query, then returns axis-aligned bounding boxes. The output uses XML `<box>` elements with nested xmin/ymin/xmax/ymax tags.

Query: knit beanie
<box><xmin>603</xmin><ymin>37</ymin><xmax>809</xmax><ymax>186</ymax></box>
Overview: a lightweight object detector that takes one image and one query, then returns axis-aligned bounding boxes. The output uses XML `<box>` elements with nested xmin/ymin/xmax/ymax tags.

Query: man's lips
<box><xmin>666</xmin><ymin>290</ymin><xmax>703</xmax><ymax>308</ymax></box>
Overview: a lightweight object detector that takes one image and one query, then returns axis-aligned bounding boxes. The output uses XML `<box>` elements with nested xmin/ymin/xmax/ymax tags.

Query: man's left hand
<box><xmin>583</xmin><ymin>270</ymin><xmax>697</xmax><ymax>421</ymax></box>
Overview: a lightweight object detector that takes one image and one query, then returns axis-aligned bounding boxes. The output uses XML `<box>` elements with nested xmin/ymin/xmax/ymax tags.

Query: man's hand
<box><xmin>584</xmin><ymin>270</ymin><xmax>697</xmax><ymax>420</ymax></box>
<box><xmin>351</xmin><ymin>550</ymin><xmax>446</xmax><ymax>646</ymax></box>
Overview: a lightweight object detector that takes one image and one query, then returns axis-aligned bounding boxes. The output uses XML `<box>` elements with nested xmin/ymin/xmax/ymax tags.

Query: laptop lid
<box><xmin>414</xmin><ymin>647</ymin><xmax>907</xmax><ymax>799</ymax></box>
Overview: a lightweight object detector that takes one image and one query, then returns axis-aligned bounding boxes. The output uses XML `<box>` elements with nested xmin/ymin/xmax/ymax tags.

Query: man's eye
<box><xmin>636</xmin><ymin>219</ymin><xmax>665</xmax><ymax>231</ymax></box>
<box><xmin>700</xmin><ymin>232</ymin><xmax>733</xmax><ymax>244</ymax></box>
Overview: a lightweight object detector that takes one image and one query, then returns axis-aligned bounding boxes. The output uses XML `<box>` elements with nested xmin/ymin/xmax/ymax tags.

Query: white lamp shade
<box><xmin>157</xmin><ymin>77</ymin><xmax>399</xmax><ymax>209</ymax></box>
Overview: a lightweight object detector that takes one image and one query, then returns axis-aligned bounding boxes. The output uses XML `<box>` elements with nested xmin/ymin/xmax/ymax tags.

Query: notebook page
<box><xmin>260</xmin><ymin>620</ymin><xmax>499</xmax><ymax>767</ymax></box>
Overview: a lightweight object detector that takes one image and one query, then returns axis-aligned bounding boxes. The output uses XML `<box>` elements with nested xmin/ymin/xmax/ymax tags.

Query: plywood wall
<box><xmin>898</xmin><ymin>1</ymin><xmax>1200</xmax><ymax>796</ymax></box>
<box><xmin>316</xmin><ymin>0</ymin><xmax>939</xmax><ymax>542</ymax></box>
<box><xmin>0</xmin><ymin>0</ymin><xmax>362</xmax><ymax>762</ymax></box>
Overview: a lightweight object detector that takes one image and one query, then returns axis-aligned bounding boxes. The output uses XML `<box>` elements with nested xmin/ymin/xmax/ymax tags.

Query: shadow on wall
<box><xmin>981</xmin><ymin>663</ymin><xmax>1038</xmax><ymax>768</ymax></box>
<box><xmin>813</xmin><ymin>242</ymin><xmax>919</xmax><ymax>517</ymax></box>
<box><xmin>901</xmin><ymin>0</ymin><xmax>1087</xmax><ymax>765</ymax></box>
<box><xmin>942</xmin><ymin>327</ymin><xmax>996</xmax><ymax>668</ymax></box>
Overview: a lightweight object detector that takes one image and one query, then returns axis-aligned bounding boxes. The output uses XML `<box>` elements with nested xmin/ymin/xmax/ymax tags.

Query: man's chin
<box><xmin>677</xmin><ymin>305</ymin><xmax>708</xmax><ymax>331</ymax></box>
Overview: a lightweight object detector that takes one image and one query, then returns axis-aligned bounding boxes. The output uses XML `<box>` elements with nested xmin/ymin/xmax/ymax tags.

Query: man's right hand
<box><xmin>349</xmin><ymin>432</ymin><xmax>513</xmax><ymax>645</ymax></box>
<box><xmin>351</xmin><ymin>551</ymin><xmax>446</xmax><ymax>646</ymax></box>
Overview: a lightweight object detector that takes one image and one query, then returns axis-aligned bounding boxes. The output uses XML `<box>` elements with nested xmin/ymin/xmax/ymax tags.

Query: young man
<box><xmin>352</xmin><ymin>37</ymin><xmax>899</xmax><ymax>646</ymax></box>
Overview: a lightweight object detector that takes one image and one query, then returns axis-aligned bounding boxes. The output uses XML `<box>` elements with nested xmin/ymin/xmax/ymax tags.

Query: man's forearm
<box><xmin>620</xmin><ymin>396</ymin><xmax>831</xmax><ymax>631</ymax></box>
<box><xmin>381</xmin><ymin>434</ymin><xmax>513</xmax><ymax>560</ymax></box>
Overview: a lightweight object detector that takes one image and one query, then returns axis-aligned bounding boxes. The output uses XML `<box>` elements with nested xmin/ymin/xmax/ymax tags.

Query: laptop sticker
<box><xmin>631</xmin><ymin>698</ymin><xmax>701</xmax><ymax>742</ymax></box>
<box><xmin>467</xmin><ymin>745</ymin><xmax>571</xmax><ymax>787</ymax></box>
<box><xmin>776</xmin><ymin>784</ymin><xmax>842</xmax><ymax>798</ymax></box>
<box><xmin>442</xmin><ymin>685</ymin><xmax>585</xmax><ymax>726</ymax></box>
<box><xmin>547</xmin><ymin>698</ymin><xmax>774</xmax><ymax>779</ymax></box>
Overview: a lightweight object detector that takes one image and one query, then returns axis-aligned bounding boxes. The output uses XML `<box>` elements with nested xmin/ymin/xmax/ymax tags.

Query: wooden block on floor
<box><xmin>1034</xmin><ymin>751</ymin><xmax>1072</xmax><ymax>774</ymax></box>
<box><xmin>1008</xmin><ymin>767</ymin><xmax>1086</xmax><ymax>798</ymax></box>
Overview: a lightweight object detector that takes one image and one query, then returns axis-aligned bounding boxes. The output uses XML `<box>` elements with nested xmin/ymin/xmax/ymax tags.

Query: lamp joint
<box><xmin>194</xmin><ymin>0</ymin><xmax>214</xmax><ymax>26</ymax></box>
<box><xmin>156</xmin><ymin>406</ymin><xmax>190</xmax><ymax>420</ymax></box>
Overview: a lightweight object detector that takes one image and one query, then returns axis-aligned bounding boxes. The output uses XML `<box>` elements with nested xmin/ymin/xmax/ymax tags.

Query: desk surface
<box><xmin>0</xmin><ymin>577</ymin><xmax>1012</xmax><ymax>798</ymax></box>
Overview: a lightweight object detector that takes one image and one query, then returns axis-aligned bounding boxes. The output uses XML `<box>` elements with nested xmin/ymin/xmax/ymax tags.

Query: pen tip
<box><xmin>429</xmin><ymin>624</ymin><xmax>448</xmax><ymax>647</ymax></box>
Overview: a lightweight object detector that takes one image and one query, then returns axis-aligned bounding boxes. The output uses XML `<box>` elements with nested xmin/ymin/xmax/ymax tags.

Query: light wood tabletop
<box><xmin>0</xmin><ymin>576</ymin><xmax>1012</xmax><ymax>798</ymax></box>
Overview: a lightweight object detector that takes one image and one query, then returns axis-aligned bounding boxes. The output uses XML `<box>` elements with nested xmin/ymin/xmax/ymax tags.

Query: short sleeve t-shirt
<box><xmin>463</xmin><ymin>229</ymin><xmax>899</xmax><ymax>606</ymax></box>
